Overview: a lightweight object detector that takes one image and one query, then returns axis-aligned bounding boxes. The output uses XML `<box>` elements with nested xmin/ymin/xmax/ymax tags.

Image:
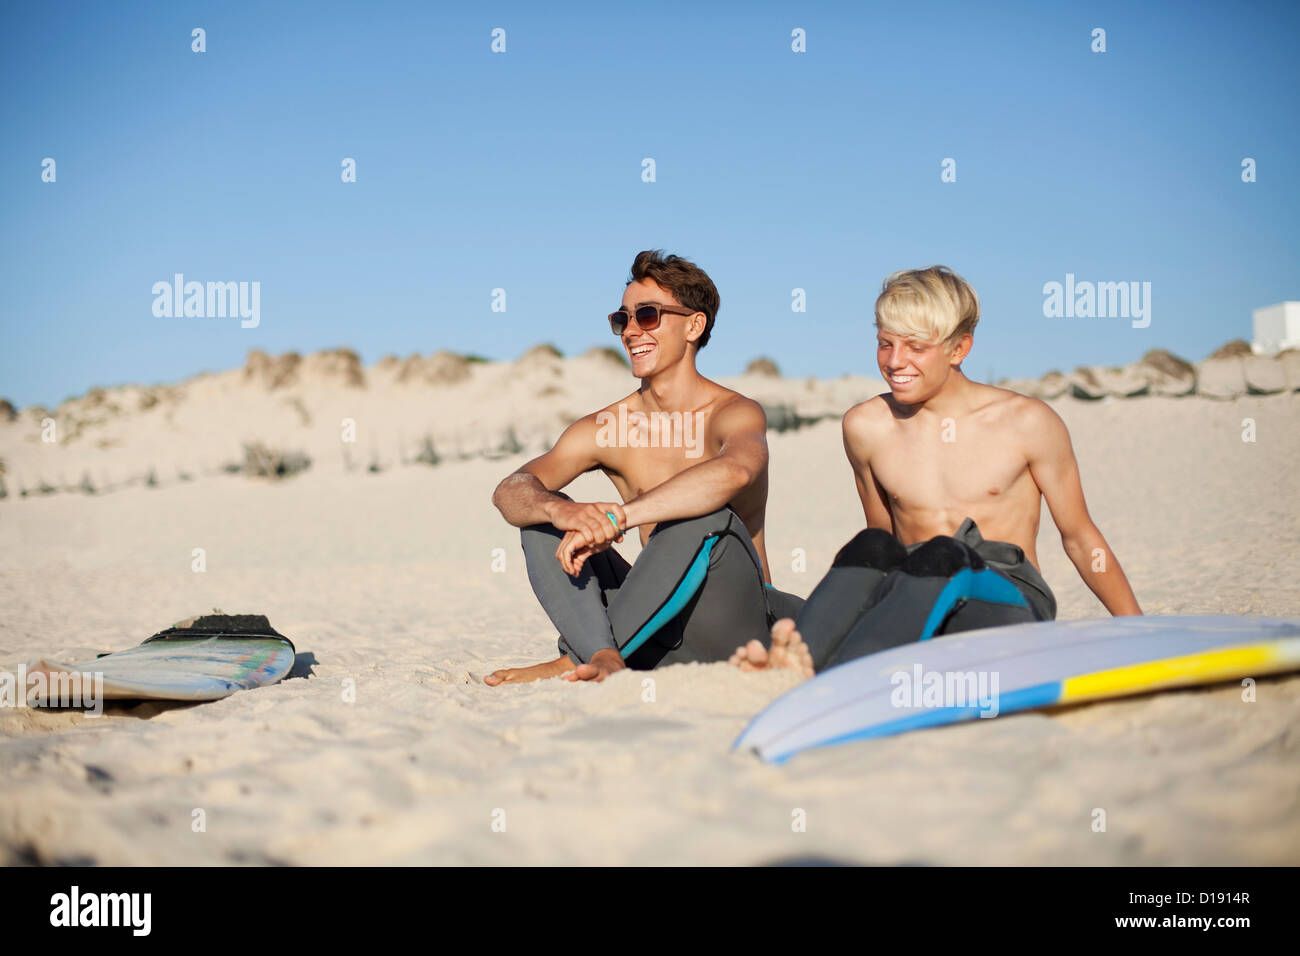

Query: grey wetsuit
<box><xmin>520</xmin><ymin>496</ymin><xmax>805</xmax><ymax>668</ymax></box>
<box><xmin>795</xmin><ymin>517</ymin><xmax>1056</xmax><ymax>672</ymax></box>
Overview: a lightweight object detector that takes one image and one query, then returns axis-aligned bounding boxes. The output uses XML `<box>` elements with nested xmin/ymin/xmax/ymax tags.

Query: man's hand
<box><xmin>561</xmin><ymin>648</ymin><xmax>627</xmax><ymax>682</ymax></box>
<box><xmin>557</xmin><ymin>534</ymin><xmax>619</xmax><ymax>575</ymax></box>
<box><xmin>549</xmin><ymin>500</ymin><xmax>626</xmax><ymax>575</ymax></box>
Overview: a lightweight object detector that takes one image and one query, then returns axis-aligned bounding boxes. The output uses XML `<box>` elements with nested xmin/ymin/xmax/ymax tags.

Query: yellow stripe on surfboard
<box><xmin>1059</xmin><ymin>638</ymin><xmax>1300</xmax><ymax>703</ymax></box>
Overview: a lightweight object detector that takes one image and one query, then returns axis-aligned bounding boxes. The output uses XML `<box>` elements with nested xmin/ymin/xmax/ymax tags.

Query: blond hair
<box><xmin>874</xmin><ymin>265</ymin><xmax>979</xmax><ymax>348</ymax></box>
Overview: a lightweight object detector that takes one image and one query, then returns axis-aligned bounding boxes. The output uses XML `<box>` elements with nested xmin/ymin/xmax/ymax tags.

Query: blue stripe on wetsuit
<box><xmin>620</xmin><ymin>534</ymin><xmax>719</xmax><ymax>659</ymax></box>
<box><xmin>917</xmin><ymin>567</ymin><xmax>1030</xmax><ymax>642</ymax></box>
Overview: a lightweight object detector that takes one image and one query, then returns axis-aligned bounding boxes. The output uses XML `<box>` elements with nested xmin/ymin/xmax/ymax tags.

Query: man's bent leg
<box><xmin>603</xmin><ymin>509</ymin><xmax>767</xmax><ymax>668</ymax></box>
<box><xmin>520</xmin><ymin>519</ymin><xmax>631</xmax><ymax>665</ymax></box>
<box><xmin>824</xmin><ymin>525</ymin><xmax>1042</xmax><ymax>667</ymax></box>
<box><xmin>644</xmin><ymin>526</ymin><xmax>772</xmax><ymax>666</ymax></box>
<box><xmin>795</xmin><ymin>528</ymin><xmax>907</xmax><ymax>672</ymax></box>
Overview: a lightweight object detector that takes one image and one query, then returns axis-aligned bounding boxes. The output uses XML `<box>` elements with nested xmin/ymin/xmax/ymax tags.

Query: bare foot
<box><xmin>485</xmin><ymin>654</ymin><xmax>576</xmax><ymax>686</ymax></box>
<box><xmin>560</xmin><ymin>648</ymin><xmax>626</xmax><ymax>683</ymax></box>
<box><xmin>727</xmin><ymin>618</ymin><xmax>814</xmax><ymax>679</ymax></box>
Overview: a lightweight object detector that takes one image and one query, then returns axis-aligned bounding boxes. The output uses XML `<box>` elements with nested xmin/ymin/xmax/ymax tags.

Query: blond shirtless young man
<box><xmin>487</xmin><ymin>250</ymin><xmax>803</xmax><ymax>685</ymax></box>
<box><xmin>732</xmin><ymin>265</ymin><xmax>1141</xmax><ymax>678</ymax></box>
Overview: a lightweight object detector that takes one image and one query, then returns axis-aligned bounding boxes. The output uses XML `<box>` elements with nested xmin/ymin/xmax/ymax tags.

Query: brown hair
<box><xmin>627</xmin><ymin>250</ymin><xmax>720</xmax><ymax>349</ymax></box>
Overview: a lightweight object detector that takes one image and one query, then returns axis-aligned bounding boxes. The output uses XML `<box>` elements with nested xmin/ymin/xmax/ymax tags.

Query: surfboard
<box><xmin>734</xmin><ymin>615</ymin><xmax>1300</xmax><ymax>764</ymax></box>
<box><xmin>29</xmin><ymin>613</ymin><xmax>296</xmax><ymax>702</ymax></box>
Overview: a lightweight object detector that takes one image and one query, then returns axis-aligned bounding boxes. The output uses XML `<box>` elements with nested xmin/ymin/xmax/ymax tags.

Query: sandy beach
<box><xmin>2</xmin><ymin>353</ymin><xmax>1297</xmax><ymax>866</ymax></box>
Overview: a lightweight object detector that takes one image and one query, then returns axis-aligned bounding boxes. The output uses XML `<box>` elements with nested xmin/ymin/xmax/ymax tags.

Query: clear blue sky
<box><xmin>2</xmin><ymin>0</ymin><xmax>1297</xmax><ymax>407</ymax></box>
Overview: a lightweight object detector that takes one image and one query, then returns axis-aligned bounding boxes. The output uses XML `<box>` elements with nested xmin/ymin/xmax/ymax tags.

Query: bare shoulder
<box><xmin>709</xmin><ymin>385</ymin><xmax>766</xmax><ymax>431</ymax></box>
<box><xmin>546</xmin><ymin>410</ymin><xmax>605</xmax><ymax>473</ymax></box>
<box><xmin>843</xmin><ymin>394</ymin><xmax>893</xmax><ymax>437</ymax></box>
<box><xmin>973</xmin><ymin>383</ymin><xmax>1058</xmax><ymax>425</ymax></box>
<box><xmin>841</xmin><ymin>395</ymin><xmax>892</xmax><ymax>461</ymax></box>
<box><xmin>564</xmin><ymin>407</ymin><xmax>607</xmax><ymax>437</ymax></box>
<box><xmin>1005</xmin><ymin>389</ymin><xmax>1066</xmax><ymax>433</ymax></box>
<box><xmin>560</xmin><ymin>392</ymin><xmax>639</xmax><ymax>449</ymax></box>
<box><xmin>522</xmin><ymin>400</ymin><xmax>618</xmax><ymax>486</ymax></box>
<box><xmin>593</xmin><ymin>388</ymin><xmax>643</xmax><ymax>418</ymax></box>
<box><xmin>987</xmin><ymin>388</ymin><xmax>1073</xmax><ymax>459</ymax></box>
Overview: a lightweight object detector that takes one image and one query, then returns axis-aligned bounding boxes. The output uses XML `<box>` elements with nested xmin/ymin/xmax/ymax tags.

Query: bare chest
<box><xmin>872</xmin><ymin>422</ymin><xmax>1031</xmax><ymax>512</ymax></box>
<box><xmin>598</xmin><ymin>408</ymin><xmax>722</xmax><ymax>498</ymax></box>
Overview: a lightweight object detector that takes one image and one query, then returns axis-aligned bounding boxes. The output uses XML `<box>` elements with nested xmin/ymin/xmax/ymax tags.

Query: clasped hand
<box><xmin>547</xmin><ymin>500</ymin><xmax>629</xmax><ymax>575</ymax></box>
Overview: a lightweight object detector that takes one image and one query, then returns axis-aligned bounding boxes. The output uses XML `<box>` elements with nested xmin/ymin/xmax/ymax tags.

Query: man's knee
<box><xmin>832</xmin><ymin>528</ymin><xmax>907</xmax><ymax>571</ymax></box>
<box><xmin>518</xmin><ymin>490</ymin><xmax>572</xmax><ymax>550</ymax></box>
<box><xmin>901</xmin><ymin>535</ymin><xmax>984</xmax><ymax>578</ymax></box>
<box><xmin>520</xmin><ymin>520</ymin><xmax>563</xmax><ymax>556</ymax></box>
<box><xmin>646</xmin><ymin>508</ymin><xmax>734</xmax><ymax>543</ymax></box>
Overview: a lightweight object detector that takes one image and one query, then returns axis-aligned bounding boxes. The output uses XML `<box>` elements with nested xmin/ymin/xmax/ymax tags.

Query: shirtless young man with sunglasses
<box><xmin>486</xmin><ymin>249</ymin><xmax>803</xmax><ymax>685</ymax></box>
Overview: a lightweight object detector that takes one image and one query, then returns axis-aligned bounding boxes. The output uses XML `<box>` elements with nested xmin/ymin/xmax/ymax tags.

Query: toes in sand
<box><xmin>729</xmin><ymin>619</ymin><xmax>814</xmax><ymax>679</ymax></box>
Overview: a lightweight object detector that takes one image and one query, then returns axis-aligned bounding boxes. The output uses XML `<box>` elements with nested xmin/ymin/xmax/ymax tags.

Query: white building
<box><xmin>1252</xmin><ymin>302</ymin><xmax>1300</xmax><ymax>355</ymax></box>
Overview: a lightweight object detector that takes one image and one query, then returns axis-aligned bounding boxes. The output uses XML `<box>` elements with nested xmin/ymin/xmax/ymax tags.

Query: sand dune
<box><xmin>0</xmin><ymin>347</ymin><xmax>883</xmax><ymax>500</ymax></box>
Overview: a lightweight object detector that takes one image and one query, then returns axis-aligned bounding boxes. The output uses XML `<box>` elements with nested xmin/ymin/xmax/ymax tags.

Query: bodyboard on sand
<box><xmin>734</xmin><ymin>615</ymin><xmax>1300</xmax><ymax>764</ymax></box>
<box><xmin>30</xmin><ymin>613</ymin><xmax>296</xmax><ymax>702</ymax></box>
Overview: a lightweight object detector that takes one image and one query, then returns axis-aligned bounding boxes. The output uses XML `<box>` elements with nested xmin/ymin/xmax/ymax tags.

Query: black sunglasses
<box><xmin>608</xmin><ymin>303</ymin><xmax>699</xmax><ymax>336</ymax></box>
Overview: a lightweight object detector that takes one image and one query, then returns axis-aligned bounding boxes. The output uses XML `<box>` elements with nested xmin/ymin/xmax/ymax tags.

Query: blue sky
<box><xmin>2</xmin><ymin>0</ymin><xmax>1297</xmax><ymax>407</ymax></box>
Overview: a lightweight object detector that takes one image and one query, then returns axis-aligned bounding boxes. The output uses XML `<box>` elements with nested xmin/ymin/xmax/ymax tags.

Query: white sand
<box><xmin>1</xmin><ymin>361</ymin><xmax>1298</xmax><ymax>865</ymax></box>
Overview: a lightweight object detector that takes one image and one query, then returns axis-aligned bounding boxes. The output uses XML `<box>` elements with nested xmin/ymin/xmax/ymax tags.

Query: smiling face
<box><xmin>876</xmin><ymin>329</ymin><xmax>971</xmax><ymax>403</ymax></box>
<box><xmin>872</xmin><ymin>266</ymin><xmax>980</xmax><ymax>403</ymax></box>
<box><xmin>619</xmin><ymin>278</ymin><xmax>703</xmax><ymax>378</ymax></box>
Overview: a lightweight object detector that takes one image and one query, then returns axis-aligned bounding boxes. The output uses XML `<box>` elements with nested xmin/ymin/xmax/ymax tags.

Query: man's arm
<box><xmin>1024</xmin><ymin>400</ymin><xmax>1142</xmax><ymax>616</ymax></box>
<box><xmin>490</xmin><ymin>414</ymin><xmax>627</xmax><ymax>552</ymax></box>
<box><xmin>617</xmin><ymin>397</ymin><xmax>768</xmax><ymax>530</ymax></box>
<box><xmin>486</xmin><ymin>414</ymin><xmax>632</xmax><ymax>686</ymax></box>
<box><xmin>843</xmin><ymin>401</ymin><xmax>895</xmax><ymax>534</ymax></box>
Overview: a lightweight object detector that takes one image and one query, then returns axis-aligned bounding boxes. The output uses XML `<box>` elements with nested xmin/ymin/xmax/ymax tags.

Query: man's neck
<box><xmin>903</xmin><ymin>369</ymin><xmax>975</xmax><ymax>418</ymax></box>
<box><xmin>639</xmin><ymin>356</ymin><xmax>705</xmax><ymax>411</ymax></box>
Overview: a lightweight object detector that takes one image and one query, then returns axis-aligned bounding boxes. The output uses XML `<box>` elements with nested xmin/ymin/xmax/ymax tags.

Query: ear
<box><xmin>948</xmin><ymin>333</ymin><xmax>973</xmax><ymax>366</ymax></box>
<box><xmin>683</xmin><ymin>311</ymin><xmax>706</xmax><ymax>345</ymax></box>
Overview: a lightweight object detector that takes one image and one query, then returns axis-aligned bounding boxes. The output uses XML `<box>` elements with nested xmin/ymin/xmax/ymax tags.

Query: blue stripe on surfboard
<box><xmin>723</xmin><ymin>591</ymin><xmax>1051</xmax><ymax>752</ymax></box>
<box><xmin>918</xmin><ymin>568</ymin><xmax>1029</xmax><ymax>641</ymax></box>
<box><xmin>621</xmin><ymin>534</ymin><xmax>719</xmax><ymax>659</ymax></box>
<box><xmin>763</xmin><ymin>680</ymin><xmax>1065</xmax><ymax>764</ymax></box>
<box><xmin>733</xmin><ymin>616</ymin><xmax>1300</xmax><ymax>763</ymax></box>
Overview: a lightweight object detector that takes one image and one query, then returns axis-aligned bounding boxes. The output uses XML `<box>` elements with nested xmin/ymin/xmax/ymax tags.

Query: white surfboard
<box><xmin>27</xmin><ymin>614</ymin><xmax>296</xmax><ymax>702</ymax></box>
<box><xmin>733</xmin><ymin>615</ymin><xmax>1300</xmax><ymax>764</ymax></box>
